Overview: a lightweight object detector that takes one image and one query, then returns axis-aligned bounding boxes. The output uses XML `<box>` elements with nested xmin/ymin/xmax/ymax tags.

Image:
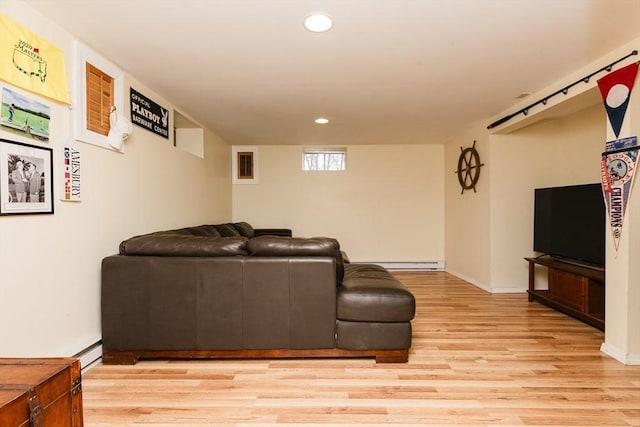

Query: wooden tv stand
<box><xmin>525</xmin><ymin>255</ymin><xmax>605</xmax><ymax>330</ymax></box>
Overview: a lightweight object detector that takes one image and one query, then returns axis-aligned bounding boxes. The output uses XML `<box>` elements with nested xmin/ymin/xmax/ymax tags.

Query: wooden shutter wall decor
<box><xmin>85</xmin><ymin>62</ymin><xmax>114</xmax><ymax>136</ymax></box>
<box><xmin>237</xmin><ymin>152</ymin><xmax>254</xmax><ymax>179</ymax></box>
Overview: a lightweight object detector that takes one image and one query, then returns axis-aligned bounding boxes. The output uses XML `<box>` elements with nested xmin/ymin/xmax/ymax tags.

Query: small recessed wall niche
<box><xmin>173</xmin><ymin>110</ymin><xmax>203</xmax><ymax>158</ymax></box>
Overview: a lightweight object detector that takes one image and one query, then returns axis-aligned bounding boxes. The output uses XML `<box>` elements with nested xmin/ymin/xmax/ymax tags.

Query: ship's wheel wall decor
<box><xmin>455</xmin><ymin>140</ymin><xmax>484</xmax><ymax>194</ymax></box>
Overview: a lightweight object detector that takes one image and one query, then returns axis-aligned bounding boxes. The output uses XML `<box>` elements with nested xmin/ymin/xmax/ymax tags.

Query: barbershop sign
<box><xmin>130</xmin><ymin>87</ymin><xmax>169</xmax><ymax>139</ymax></box>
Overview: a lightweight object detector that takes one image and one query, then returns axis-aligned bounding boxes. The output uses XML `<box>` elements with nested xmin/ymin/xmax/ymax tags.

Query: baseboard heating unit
<box><xmin>74</xmin><ymin>341</ymin><xmax>103</xmax><ymax>371</ymax></box>
<box><xmin>358</xmin><ymin>261</ymin><xmax>445</xmax><ymax>271</ymax></box>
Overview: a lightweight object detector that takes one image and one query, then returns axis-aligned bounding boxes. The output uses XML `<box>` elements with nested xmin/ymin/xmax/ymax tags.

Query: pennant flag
<box><xmin>597</xmin><ymin>62</ymin><xmax>639</xmax><ymax>138</ymax></box>
<box><xmin>600</xmin><ymin>136</ymin><xmax>639</xmax><ymax>251</ymax></box>
<box><xmin>0</xmin><ymin>14</ymin><xmax>70</xmax><ymax>104</ymax></box>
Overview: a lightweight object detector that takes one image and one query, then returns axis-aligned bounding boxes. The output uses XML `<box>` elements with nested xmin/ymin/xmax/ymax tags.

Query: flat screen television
<box><xmin>533</xmin><ymin>183</ymin><xmax>605</xmax><ymax>266</ymax></box>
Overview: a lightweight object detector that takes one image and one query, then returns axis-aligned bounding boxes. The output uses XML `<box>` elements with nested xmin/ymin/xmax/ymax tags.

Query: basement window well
<box><xmin>302</xmin><ymin>148</ymin><xmax>346</xmax><ymax>171</ymax></box>
<box><xmin>174</xmin><ymin>111</ymin><xmax>204</xmax><ymax>158</ymax></box>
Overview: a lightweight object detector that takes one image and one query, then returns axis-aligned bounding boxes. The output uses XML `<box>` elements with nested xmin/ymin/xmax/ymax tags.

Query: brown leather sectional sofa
<box><xmin>101</xmin><ymin>222</ymin><xmax>415</xmax><ymax>364</ymax></box>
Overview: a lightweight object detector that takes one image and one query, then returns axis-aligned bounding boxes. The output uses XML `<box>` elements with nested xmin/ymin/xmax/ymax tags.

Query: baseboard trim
<box><xmin>73</xmin><ymin>341</ymin><xmax>103</xmax><ymax>371</ymax></box>
<box><xmin>445</xmin><ymin>269</ymin><xmax>526</xmax><ymax>294</ymax></box>
<box><xmin>489</xmin><ymin>286</ymin><xmax>528</xmax><ymax>294</ymax></box>
<box><xmin>600</xmin><ymin>342</ymin><xmax>640</xmax><ymax>365</ymax></box>
<box><xmin>359</xmin><ymin>261</ymin><xmax>445</xmax><ymax>271</ymax></box>
<box><xmin>445</xmin><ymin>269</ymin><xmax>491</xmax><ymax>292</ymax></box>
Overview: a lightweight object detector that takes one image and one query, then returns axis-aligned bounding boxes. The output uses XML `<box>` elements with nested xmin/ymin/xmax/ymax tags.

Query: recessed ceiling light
<box><xmin>315</xmin><ymin>117</ymin><xmax>329</xmax><ymax>124</ymax></box>
<box><xmin>304</xmin><ymin>13</ymin><xmax>333</xmax><ymax>33</ymax></box>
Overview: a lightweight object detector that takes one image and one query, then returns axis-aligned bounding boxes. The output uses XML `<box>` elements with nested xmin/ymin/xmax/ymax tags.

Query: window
<box><xmin>232</xmin><ymin>146</ymin><xmax>259</xmax><ymax>184</ymax></box>
<box><xmin>303</xmin><ymin>148</ymin><xmax>346</xmax><ymax>171</ymax></box>
<box><xmin>85</xmin><ymin>63</ymin><xmax>113</xmax><ymax>136</ymax></box>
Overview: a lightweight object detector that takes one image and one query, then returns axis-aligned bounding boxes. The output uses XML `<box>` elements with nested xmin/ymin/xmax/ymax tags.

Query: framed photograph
<box><xmin>0</xmin><ymin>86</ymin><xmax>51</xmax><ymax>142</ymax></box>
<box><xmin>1</xmin><ymin>138</ymin><xmax>53</xmax><ymax>215</ymax></box>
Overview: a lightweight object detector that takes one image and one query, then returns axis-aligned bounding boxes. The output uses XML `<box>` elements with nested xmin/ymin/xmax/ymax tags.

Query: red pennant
<box><xmin>597</xmin><ymin>62</ymin><xmax>639</xmax><ymax>138</ymax></box>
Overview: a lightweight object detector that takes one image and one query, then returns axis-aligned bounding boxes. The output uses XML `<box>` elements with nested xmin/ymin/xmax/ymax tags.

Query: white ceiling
<box><xmin>23</xmin><ymin>0</ymin><xmax>640</xmax><ymax>145</ymax></box>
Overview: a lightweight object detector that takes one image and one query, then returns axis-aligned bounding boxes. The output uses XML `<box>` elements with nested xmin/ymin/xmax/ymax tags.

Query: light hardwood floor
<box><xmin>82</xmin><ymin>272</ymin><xmax>640</xmax><ymax>426</ymax></box>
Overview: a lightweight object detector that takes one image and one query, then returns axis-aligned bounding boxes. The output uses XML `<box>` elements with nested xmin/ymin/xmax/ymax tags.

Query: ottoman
<box><xmin>336</xmin><ymin>264</ymin><xmax>415</xmax><ymax>350</ymax></box>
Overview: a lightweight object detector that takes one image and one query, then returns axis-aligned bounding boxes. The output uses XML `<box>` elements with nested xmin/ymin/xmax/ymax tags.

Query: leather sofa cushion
<box><xmin>215</xmin><ymin>223</ymin><xmax>242</xmax><ymax>237</ymax></box>
<box><xmin>253</xmin><ymin>228</ymin><xmax>293</xmax><ymax>237</ymax></box>
<box><xmin>119</xmin><ymin>234</ymin><xmax>248</xmax><ymax>256</ymax></box>
<box><xmin>336</xmin><ymin>320</ymin><xmax>412</xmax><ymax>350</ymax></box>
<box><xmin>338</xmin><ymin>264</ymin><xmax>415</xmax><ymax>322</ymax></box>
<box><xmin>247</xmin><ymin>236</ymin><xmax>340</xmax><ymax>257</ymax></box>
<box><xmin>233</xmin><ymin>222</ymin><xmax>255</xmax><ymax>238</ymax></box>
<box><xmin>248</xmin><ymin>236</ymin><xmax>344</xmax><ymax>282</ymax></box>
<box><xmin>175</xmin><ymin>225</ymin><xmax>221</xmax><ymax>237</ymax></box>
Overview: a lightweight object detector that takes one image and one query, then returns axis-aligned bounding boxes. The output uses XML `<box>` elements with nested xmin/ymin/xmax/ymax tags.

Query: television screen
<box><xmin>533</xmin><ymin>183</ymin><xmax>605</xmax><ymax>266</ymax></box>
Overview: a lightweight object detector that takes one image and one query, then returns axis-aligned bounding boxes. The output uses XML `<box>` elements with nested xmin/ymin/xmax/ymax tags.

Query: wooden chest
<box><xmin>0</xmin><ymin>358</ymin><xmax>83</xmax><ymax>426</ymax></box>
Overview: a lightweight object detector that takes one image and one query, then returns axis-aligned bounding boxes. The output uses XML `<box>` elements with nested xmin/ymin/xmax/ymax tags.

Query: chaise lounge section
<box><xmin>101</xmin><ymin>222</ymin><xmax>415</xmax><ymax>364</ymax></box>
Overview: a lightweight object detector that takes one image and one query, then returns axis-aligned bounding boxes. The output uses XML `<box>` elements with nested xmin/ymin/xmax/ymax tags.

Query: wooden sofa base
<box><xmin>102</xmin><ymin>348</ymin><xmax>409</xmax><ymax>365</ymax></box>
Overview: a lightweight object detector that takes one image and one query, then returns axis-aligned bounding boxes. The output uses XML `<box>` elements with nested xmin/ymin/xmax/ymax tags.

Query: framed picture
<box><xmin>1</xmin><ymin>138</ymin><xmax>53</xmax><ymax>215</ymax></box>
<box><xmin>0</xmin><ymin>86</ymin><xmax>51</xmax><ymax>142</ymax></box>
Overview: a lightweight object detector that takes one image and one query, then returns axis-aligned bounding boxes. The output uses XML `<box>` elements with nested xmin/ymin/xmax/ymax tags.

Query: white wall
<box><xmin>0</xmin><ymin>2</ymin><xmax>231</xmax><ymax>357</ymax></box>
<box><xmin>444</xmin><ymin>124</ymin><xmax>491</xmax><ymax>289</ymax></box>
<box><xmin>232</xmin><ymin>144</ymin><xmax>444</xmax><ymax>263</ymax></box>
<box><xmin>445</xmin><ymin>102</ymin><xmax>604</xmax><ymax>293</ymax></box>
<box><xmin>489</xmin><ymin>103</ymin><xmax>604</xmax><ymax>291</ymax></box>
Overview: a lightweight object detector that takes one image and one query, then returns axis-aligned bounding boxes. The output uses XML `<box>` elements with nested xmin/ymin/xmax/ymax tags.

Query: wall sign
<box><xmin>130</xmin><ymin>87</ymin><xmax>169</xmax><ymax>139</ymax></box>
<box><xmin>62</xmin><ymin>145</ymin><xmax>81</xmax><ymax>202</ymax></box>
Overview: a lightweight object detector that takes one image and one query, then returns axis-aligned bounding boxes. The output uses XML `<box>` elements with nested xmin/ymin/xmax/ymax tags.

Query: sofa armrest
<box><xmin>254</xmin><ymin>228</ymin><xmax>293</xmax><ymax>237</ymax></box>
